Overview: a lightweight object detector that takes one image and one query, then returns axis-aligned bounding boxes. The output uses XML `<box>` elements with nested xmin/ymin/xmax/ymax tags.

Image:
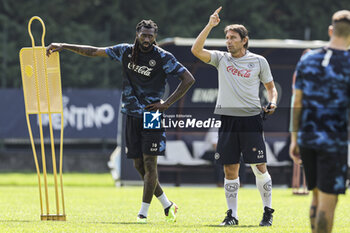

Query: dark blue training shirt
<box><xmin>294</xmin><ymin>47</ymin><xmax>350</xmax><ymax>152</ymax></box>
<box><xmin>106</xmin><ymin>44</ymin><xmax>187</xmax><ymax>117</ymax></box>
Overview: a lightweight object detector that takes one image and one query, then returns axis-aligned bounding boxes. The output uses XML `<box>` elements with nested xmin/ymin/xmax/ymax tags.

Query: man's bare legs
<box><xmin>133</xmin><ymin>156</ymin><xmax>163</xmax><ymax>199</ymax></box>
<box><xmin>133</xmin><ymin>155</ymin><xmax>173</xmax><ymax>221</ymax></box>
<box><xmin>310</xmin><ymin>188</ymin><xmax>318</xmax><ymax>233</ymax></box>
<box><xmin>315</xmin><ymin>190</ymin><xmax>338</xmax><ymax>233</ymax></box>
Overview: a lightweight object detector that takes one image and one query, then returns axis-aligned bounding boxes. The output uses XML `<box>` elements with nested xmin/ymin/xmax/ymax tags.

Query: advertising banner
<box><xmin>0</xmin><ymin>89</ymin><xmax>121</xmax><ymax>139</ymax></box>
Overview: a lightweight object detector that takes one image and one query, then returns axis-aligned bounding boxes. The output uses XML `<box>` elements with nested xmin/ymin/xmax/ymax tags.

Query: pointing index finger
<box><xmin>214</xmin><ymin>6</ymin><xmax>222</xmax><ymax>14</ymax></box>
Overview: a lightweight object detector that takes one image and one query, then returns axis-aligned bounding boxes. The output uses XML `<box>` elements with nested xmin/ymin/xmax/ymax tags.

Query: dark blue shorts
<box><xmin>125</xmin><ymin>115</ymin><xmax>166</xmax><ymax>158</ymax></box>
<box><xmin>215</xmin><ymin>114</ymin><xmax>267</xmax><ymax>165</ymax></box>
<box><xmin>300</xmin><ymin>146</ymin><xmax>348</xmax><ymax>194</ymax></box>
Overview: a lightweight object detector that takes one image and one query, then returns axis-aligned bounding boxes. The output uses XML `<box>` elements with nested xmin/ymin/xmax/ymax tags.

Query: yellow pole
<box><xmin>19</xmin><ymin>29</ymin><xmax>43</xmax><ymax>215</ymax></box>
<box><xmin>25</xmin><ymin>114</ymin><xmax>43</xmax><ymax>216</ymax></box>
<box><xmin>28</xmin><ymin>16</ymin><xmax>50</xmax><ymax>216</ymax></box>
<box><xmin>59</xmin><ymin>112</ymin><xmax>66</xmax><ymax>216</ymax></box>
<box><xmin>40</xmin><ymin>32</ymin><xmax>60</xmax><ymax>215</ymax></box>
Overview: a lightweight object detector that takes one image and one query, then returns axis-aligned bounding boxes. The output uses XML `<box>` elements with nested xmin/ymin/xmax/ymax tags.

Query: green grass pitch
<box><xmin>0</xmin><ymin>173</ymin><xmax>349</xmax><ymax>233</ymax></box>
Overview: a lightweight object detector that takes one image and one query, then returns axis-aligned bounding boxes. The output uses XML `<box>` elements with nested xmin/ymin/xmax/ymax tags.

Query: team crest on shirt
<box><xmin>248</xmin><ymin>62</ymin><xmax>255</xmax><ymax>69</ymax></box>
<box><xmin>128</xmin><ymin>54</ymin><xmax>132</xmax><ymax>58</ymax></box>
<box><xmin>149</xmin><ymin>59</ymin><xmax>156</xmax><ymax>67</ymax></box>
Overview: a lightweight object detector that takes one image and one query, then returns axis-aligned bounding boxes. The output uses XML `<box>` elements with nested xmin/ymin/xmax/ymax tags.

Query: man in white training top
<box><xmin>191</xmin><ymin>7</ymin><xmax>278</xmax><ymax>226</ymax></box>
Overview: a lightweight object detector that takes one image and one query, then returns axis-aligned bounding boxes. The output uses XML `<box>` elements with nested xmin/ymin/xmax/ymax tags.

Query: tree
<box><xmin>1</xmin><ymin>0</ymin><xmax>349</xmax><ymax>88</ymax></box>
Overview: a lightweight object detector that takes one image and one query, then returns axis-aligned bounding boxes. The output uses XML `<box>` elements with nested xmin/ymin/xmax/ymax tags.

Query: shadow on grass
<box><xmin>97</xmin><ymin>222</ymin><xmax>259</xmax><ymax>228</ymax></box>
<box><xmin>0</xmin><ymin>220</ymin><xmax>154</xmax><ymax>225</ymax></box>
<box><xmin>96</xmin><ymin>221</ymin><xmax>150</xmax><ymax>225</ymax></box>
<box><xmin>0</xmin><ymin>220</ymin><xmax>33</xmax><ymax>223</ymax></box>
<box><xmin>206</xmin><ymin>224</ymin><xmax>258</xmax><ymax>228</ymax></box>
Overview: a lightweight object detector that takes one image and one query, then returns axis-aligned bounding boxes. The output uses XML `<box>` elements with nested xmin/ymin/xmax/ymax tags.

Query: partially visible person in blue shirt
<box><xmin>294</xmin><ymin>48</ymin><xmax>350</xmax><ymax>153</ymax></box>
<box><xmin>290</xmin><ymin>10</ymin><xmax>350</xmax><ymax>233</ymax></box>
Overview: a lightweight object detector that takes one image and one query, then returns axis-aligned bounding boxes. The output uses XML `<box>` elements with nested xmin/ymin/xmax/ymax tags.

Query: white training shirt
<box><xmin>208</xmin><ymin>50</ymin><xmax>273</xmax><ymax>117</ymax></box>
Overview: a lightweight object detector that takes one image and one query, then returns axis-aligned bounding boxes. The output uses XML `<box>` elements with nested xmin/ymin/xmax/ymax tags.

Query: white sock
<box><xmin>255</xmin><ymin>172</ymin><xmax>272</xmax><ymax>208</ymax></box>
<box><xmin>138</xmin><ymin>202</ymin><xmax>150</xmax><ymax>217</ymax></box>
<box><xmin>157</xmin><ymin>192</ymin><xmax>172</xmax><ymax>209</ymax></box>
<box><xmin>224</xmin><ymin>177</ymin><xmax>239</xmax><ymax>218</ymax></box>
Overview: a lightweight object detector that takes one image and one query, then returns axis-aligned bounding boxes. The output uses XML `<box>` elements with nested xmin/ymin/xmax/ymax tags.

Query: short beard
<box><xmin>228</xmin><ymin>48</ymin><xmax>238</xmax><ymax>54</ymax></box>
<box><xmin>139</xmin><ymin>41</ymin><xmax>152</xmax><ymax>52</ymax></box>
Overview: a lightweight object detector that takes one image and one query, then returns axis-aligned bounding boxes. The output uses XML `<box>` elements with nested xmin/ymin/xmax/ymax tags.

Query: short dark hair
<box><xmin>136</xmin><ymin>19</ymin><xmax>158</xmax><ymax>33</ymax></box>
<box><xmin>224</xmin><ymin>24</ymin><xmax>249</xmax><ymax>49</ymax></box>
<box><xmin>332</xmin><ymin>10</ymin><xmax>350</xmax><ymax>38</ymax></box>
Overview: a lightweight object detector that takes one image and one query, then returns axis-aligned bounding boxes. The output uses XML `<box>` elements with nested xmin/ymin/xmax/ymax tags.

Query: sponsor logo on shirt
<box><xmin>226</xmin><ymin>66</ymin><xmax>251</xmax><ymax>78</ymax></box>
<box><xmin>128</xmin><ymin>62</ymin><xmax>153</xmax><ymax>77</ymax></box>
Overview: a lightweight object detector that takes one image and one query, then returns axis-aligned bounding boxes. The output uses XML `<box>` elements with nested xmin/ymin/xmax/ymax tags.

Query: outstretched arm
<box><xmin>191</xmin><ymin>6</ymin><xmax>222</xmax><ymax>63</ymax></box>
<box><xmin>145</xmin><ymin>70</ymin><xmax>195</xmax><ymax>111</ymax></box>
<box><xmin>46</xmin><ymin>43</ymin><xmax>108</xmax><ymax>57</ymax></box>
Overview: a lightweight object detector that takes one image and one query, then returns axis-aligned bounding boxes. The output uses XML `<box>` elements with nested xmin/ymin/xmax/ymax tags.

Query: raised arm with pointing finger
<box><xmin>191</xmin><ymin>6</ymin><xmax>222</xmax><ymax>63</ymax></box>
<box><xmin>191</xmin><ymin>7</ymin><xmax>277</xmax><ymax>227</ymax></box>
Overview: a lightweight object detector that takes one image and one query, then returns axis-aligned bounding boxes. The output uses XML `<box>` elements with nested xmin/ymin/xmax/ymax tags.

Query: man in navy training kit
<box><xmin>191</xmin><ymin>7</ymin><xmax>278</xmax><ymax>226</ymax></box>
<box><xmin>47</xmin><ymin>19</ymin><xmax>195</xmax><ymax>223</ymax></box>
<box><xmin>290</xmin><ymin>10</ymin><xmax>350</xmax><ymax>233</ymax></box>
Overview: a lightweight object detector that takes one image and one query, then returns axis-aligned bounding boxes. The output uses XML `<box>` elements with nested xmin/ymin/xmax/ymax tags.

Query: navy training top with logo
<box><xmin>105</xmin><ymin>44</ymin><xmax>187</xmax><ymax>117</ymax></box>
<box><xmin>294</xmin><ymin>48</ymin><xmax>350</xmax><ymax>152</ymax></box>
